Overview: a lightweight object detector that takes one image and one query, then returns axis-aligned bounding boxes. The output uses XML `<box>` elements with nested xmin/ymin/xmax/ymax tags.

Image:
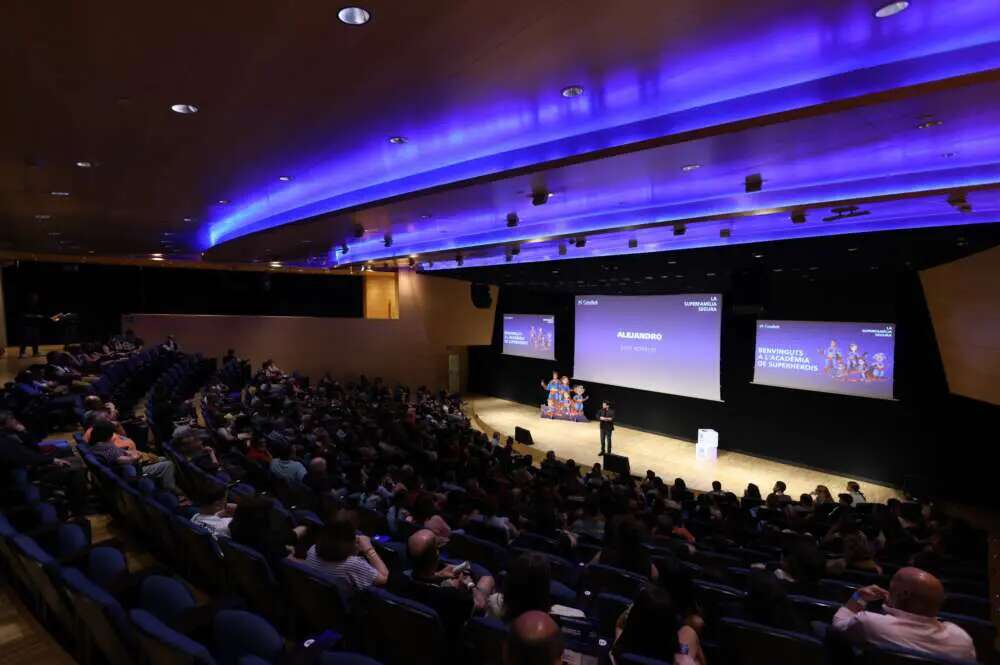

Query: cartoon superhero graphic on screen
<box><xmin>870</xmin><ymin>352</ymin><xmax>888</xmax><ymax>379</ymax></box>
<box><xmin>846</xmin><ymin>343</ymin><xmax>861</xmax><ymax>371</ymax></box>
<box><xmin>822</xmin><ymin>340</ymin><xmax>842</xmax><ymax>375</ymax></box>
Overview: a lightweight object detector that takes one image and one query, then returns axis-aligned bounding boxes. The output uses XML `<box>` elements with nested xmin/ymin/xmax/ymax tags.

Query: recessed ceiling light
<box><xmin>278</xmin><ymin>175</ymin><xmax>293</xmax><ymax>182</ymax></box>
<box><xmin>561</xmin><ymin>85</ymin><xmax>584</xmax><ymax>98</ymax></box>
<box><xmin>874</xmin><ymin>1</ymin><xmax>909</xmax><ymax>18</ymax></box>
<box><xmin>269</xmin><ymin>261</ymin><xmax>282</xmax><ymax>267</ymax></box>
<box><xmin>388</xmin><ymin>136</ymin><xmax>408</xmax><ymax>145</ymax></box>
<box><xmin>171</xmin><ymin>104</ymin><xmax>199</xmax><ymax>114</ymax></box>
<box><xmin>150</xmin><ymin>256</ymin><xmax>165</xmax><ymax>261</ymax></box>
<box><xmin>34</xmin><ymin>214</ymin><xmax>51</xmax><ymax>220</ymax></box>
<box><xmin>682</xmin><ymin>164</ymin><xmax>701</xmax><ymax>172</ymax></box>
<box><xmin>338</xmin><ymin>7</ymin><xmax>371</xmax><ymax>25</ymax></box>
<box><xmin>183</xmin><ymin>217</ymin><xmax>193</xmax><ymax>222</ymax></box>
<box><xmin>847</xmin><ymin>247</ymin><xmax>859</xmax><ymax>252</ymax></box>
<box><xmin>47</xmin><ymin>232</ymin><xmax>61</xmax><ymax>237</ymax></box>
<box><xmin>150</xmin><ymin>253</ymin><xmax>163</xmax><ymax>258</ymax></box>
<box><xmin>76</xmin><ymin>161</ymin><xmax>93</xmax><ymax>168</ymax></box>
<box><xmin>87</xmin><ymin>250</ymin><xmax>95</xmax><ymax>254</ymax></box>
<box><xmin>917</xmin><ymin>119</ymin><xmax>942</xmax><ymax>130</ymax></box>
<box><xmin>753</xmin><ymin>252</ymin><xmax>764</xmax><ymax>259</ymax></box>
<box><xmin>50</xmin><ymin>191</ymin><xmax>70</xmax><ymax>197</ymax></box>
<box><xmin>217</xmin><ymin>199</ymin><xmax>229</xmax><ymax>205</ymax></box>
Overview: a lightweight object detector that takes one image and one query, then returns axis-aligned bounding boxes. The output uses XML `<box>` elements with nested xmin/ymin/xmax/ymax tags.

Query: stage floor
<box><xmin>467</xmin><ymin>395</ymin><xmax>901</xmax><ymax>504</ymax></box>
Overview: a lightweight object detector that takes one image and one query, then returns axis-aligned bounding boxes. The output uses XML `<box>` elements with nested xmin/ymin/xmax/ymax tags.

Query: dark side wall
<box><xmin>469</xmin><ymin>269</ymin><xmax>994</xmax><ymax>504</ymax></box>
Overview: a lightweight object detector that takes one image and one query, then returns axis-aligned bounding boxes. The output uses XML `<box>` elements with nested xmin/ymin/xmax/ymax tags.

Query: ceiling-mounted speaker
<box><xmin>506</xmin><ymin>212</ymin><xmax>519</xmax><ymax>227</ymax></box>
<box><xmin>576</xmin><ymin>236</ymin><xmax>587</xmax><ymax>248</ymax></box>
<box><xmin>791</xmin><ymin>211</ymin><xmax>807</xmax><ymax>224</ymax></box>
<box><xmin>673</xmin><ymin>223</ymin><xmax>686</xmax><ymax>236</ymax></box>
<box><xmin>720</xmin><ymin>228</ymin><xmax>732</xmax><ymax>238</ymax></box>
<box><xmin>745</xmin><ymin>173</ymin><xmax>763</xmax><ymax>193</ymax></box>
<box><xmin>471</xmin><ymin>283</ymin><xmax>492</xmax><ymax>309</ymax></box>
<box><xmin>383</xmin><ymin>233</ymin><xmax>392</xmax><ymax>247</ymax></box>
<box><xmin>531</xmin><ymin>188</ymin><xmax>550</xmax><ymax>206</ymax></box>
<box><xmin>352</xmin><ymin>224</ymin><xmax>365</xmax><ymax>238</ymax></box>
<box><xmin>628</xmin><ymin>238</ymin><xmax>638</xmax><ymax>249</ymax></box>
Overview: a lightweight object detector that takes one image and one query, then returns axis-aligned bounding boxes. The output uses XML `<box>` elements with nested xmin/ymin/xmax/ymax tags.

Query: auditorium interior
<box><xmin>1</xmin><ymin>2</ymin><xmax>1000</xmax><ymax>664</ymax></box>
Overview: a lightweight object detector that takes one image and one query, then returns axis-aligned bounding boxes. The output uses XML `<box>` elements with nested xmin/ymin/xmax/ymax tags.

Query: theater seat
<box><xmin>86</xmin><ymin>546</ymin><xmax>128</xmax><ymax>590</ymax></box>
<box><xmin>219</xmin><ymin>538</ymin><xmax>283</xmax><ymax>623</ymax></box>
<box><xmin>212</xmin><ymin>610</ymin><xmax>284</xmax><ymax>665</ymax></box>
<box><xmin>938</xmin><ymin>611</ymin><xmax>996</xmax><ymax>664</ymax></box>
<box><xmin>459</xmin><ymin>616</ymin><xmax>507</xmax><ymax>665</ymax></box>
<box><xmin>719</xmin><ymin>617</ymin><xmax>824</xmax><ymax>665</ymax></box>
<box><xmin>942</xmin><ymin>593</ymin><xmax>990</xmax><ymax>620</ymax></box>
<box><xmin>280</xmin><ymin>558</ymin><xmax>353</xmax><ymax>640</ymax></box>
<box><xmin>595</xmin><ymin>592</ymin><xmax>632</xmax><ymax>641</ymax></box>
<box><xmin>61</xmin><ymin>567</ymin><xmax>135</xmax><ymax>665</ymax></box>
<box><xmin>619</xmin><ymin>654</ymin><xmax>672</xmax><ymax>665</ymax></box>
<box><xmin>443</xmin><ymin>532</ymin><xmax>508</xmax><ymax>575</ymax></box>
<box><xmin>863</xmin><ymin>642</ymin><xmax>980</xmax><ymax>665</ymax></box>
<box><xmin>130</xmin><ymin>608</ymin><xmax>218</xmax><ymax>665</ymax></box>
<box><xmin>787</xmin><ymin>594</ymin><xmax>842</xmax><ymax>624</ymax></box>
<box><xmin>578</xmin><ymin>564</ymin><xmax>649</xmax><ymax>606</ymax></box>
<box><xmin>138</xmin><ymin>575</ymin><xmax>197</xmax><ymax>625</ymax></box>
<box><xmin>361</xmin><ymin>588</ymin><xmax>447</xmax><ymax>665</ymax></box>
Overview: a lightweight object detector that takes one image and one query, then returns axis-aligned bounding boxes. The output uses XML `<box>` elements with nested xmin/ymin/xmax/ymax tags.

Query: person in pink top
<box><xmin>832</xmin><ymin>566</ymin><xmax>975</xmax><ymax>661</ymax></box>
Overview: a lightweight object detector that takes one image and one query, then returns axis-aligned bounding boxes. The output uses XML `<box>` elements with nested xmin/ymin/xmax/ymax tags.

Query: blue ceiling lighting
<box><xmin>417</xmin><ymin>192</ymin><xmax>1000</xmax><ymax>271</ymax></box>
<box><xmin>204</xmin><ymin>1</ymin><xmax>1000</xmax><ymax>251</ymax></box>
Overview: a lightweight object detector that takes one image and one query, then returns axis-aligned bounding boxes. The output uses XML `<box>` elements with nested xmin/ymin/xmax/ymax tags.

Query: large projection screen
<box><xmin>753</xmin><ymin>320</ymin><xmax>896</xmax><ymax>399</ymax></box>
<box><xmin>573</xmin><ymin>294</ymin><xmax>722</xmax><ymax>400</ymax></box>
<box><xmin>502</xmin><ymin>313</ymin><xmax>556</xmax><ymax>360</ymax></box>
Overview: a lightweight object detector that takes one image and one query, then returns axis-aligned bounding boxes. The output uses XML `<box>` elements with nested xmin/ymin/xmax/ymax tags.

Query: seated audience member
<box><xmin>772</xmin><ymin>541</ymin><xmax>826</xmax><ymax>594</ymax></box>
<box><xmin>786</xmin><ymin>493</ymin><xmax>815</xmax><ymax>522</ymax></box>
<box><xmin>407</xmin><ymin>528</ymin><xmax>495</xmax><ymax>610</ymax></box>
<box><xmin>841</xmin><ymin>532</ymin><xmax>883</xmax><ymax>575</ymax></box>
<box><xmin>302</xmin><ymin>511</ymin><xmax>388</xmax><ymax>594</ymax></box>
<box><xmin>162</xmin><ymin>335</ymin><xmax>179</xmax><ymax>352</ymax></box>
<box><xmin>709</xmin><ymin>480</ymin><xmax>724</xmax><ymax>496</ymax></box>
<box><xmin>592</xmin><ymin>515</ymin><xmax>659</xmax><ymax>581</ymax></box>
<box><xmin>813</xmin><ymin>484</ymin><xmax>835</xmax><ymax>504</ymax></box>
<box><xmin>487</xmin><ymin>552</ymin><xmax>584</xmax><ymax>622</ymax></box>
<box><xmin>412</xmin><ymin>492</ymin><xmax>453</xmax><ymax>544</ymax></box>
<box><xmin>652</xmin><ymin>514</ymin><xmax>696</xmax><ymax>546</ymax></box>
<box><xmin>386</xmin><ymin>488</ymin><xmax>412</xmax><ymax>536</ymax></box>
<box><xmin>570</xmin><ymin>496</ymin><xmax>606</xmax><ymax>541</ymax></box>
<box><xmin>721</xmin><ymin>569</ymin><xmax>810</xmax><ymax>634</ymax></box>
<box><xmin>504</xmin><ymin>610</ymin><xmax>564</xmax><ymax>665</ymax></box>
<box><xmin>766</xmin><ymin>480</ymin><xmax>792</xmax><ymax>507</ymax></box>
<box><xmin>831</xmin><ymin>567</ymin><xmax>975</xmax><ymax>661</ymax></box>
<box><xmin>269</xmin><ymin>444</ymin><xmax>307</xmax><ymax>484</ymax></box>
<box><xmin>612</xmin><ymin>586</ymin><xmax>704</xmax><ymax>665</ymax></box>
<box><xmin>847</xmin><ymin>481</ymin><xmax>867</xmax><ymax>505</ymax></box>
<box><xmin>89</xmin><ymin>420</ymin><xmax>181</xmax><ymax>495</ymax></box>
<box><xmin>191</xmin><ymin>486</ymin><xmax>234</xmax><ymax>538</ymax></box>
<box><xmin>245</xmin><ymin>438</ymin><xmax>273</xmax><ymax>465</ymax></box>
<box><xmin>0</xmin><ymin>412</ymin><xmax>87</xmax><ymax>506</ymax></box>
<box><xmin>743</xmin><ymin>483</ymin><xmax>762</xmax><ymax>502</ymax></box>
<box><xmin>303</xmin><ymin>457</ymin><xmax>332</xmax><ymax>494</ymax></box>
<box><xmin>229</xmin><ymin>496</ymin><xmax>300</xmax><ymax>563</ymax></box>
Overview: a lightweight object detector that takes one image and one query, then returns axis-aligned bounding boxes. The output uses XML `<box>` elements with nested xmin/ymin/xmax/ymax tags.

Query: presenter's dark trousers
<box><xmin>600</xmin><ymin>430</ymin><xmax>612</xmax><ymax>455</ymax></box>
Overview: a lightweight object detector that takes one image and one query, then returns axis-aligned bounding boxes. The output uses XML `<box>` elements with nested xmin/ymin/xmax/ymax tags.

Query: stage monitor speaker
<box><xmin>514</xmin><ymin>426</ymin><xmax>534</xmax><ymax>446</ymax></box>
<box><xmin>603</xmin><ymin>452</ymin><xmax>631</xmax><ymax>477</ymax></box>
<box><xmin>470</xmin><ymin>282</ymin><xmax>492</xmax><ymax>309</ymax></box>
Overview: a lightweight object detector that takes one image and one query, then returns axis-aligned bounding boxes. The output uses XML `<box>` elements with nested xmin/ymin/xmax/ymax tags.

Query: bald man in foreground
<box><xmin>504</xmin><ymin>610</ymin><xmax>564</xmax><ymax>665</ymax></box>
<box><xmin>831</xmin><ymin>566</ymin><xmax>975</xmax><ymax>661</ymax></box>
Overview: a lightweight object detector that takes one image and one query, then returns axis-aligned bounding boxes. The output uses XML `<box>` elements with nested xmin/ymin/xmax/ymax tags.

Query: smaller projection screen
<box><xmin>502</xmin><ymin>314</ymin><xmax>556</xmax><ymax>360</ymax></box>
<box><xmin>753</xmin><ymin>320</ymin><xmax>896</xmax><ymax>399</ymax></box>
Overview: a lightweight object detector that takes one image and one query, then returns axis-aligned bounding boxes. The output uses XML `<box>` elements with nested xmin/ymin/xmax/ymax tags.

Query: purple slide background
<box><xmin>573</xmin><ymin>294</ymin><xmax>722</xmax><ymax>400</ymax></box>
<box><xmin>502</xmin><ymin>313</ymin><xmax>556</xmax><ymax>360</ymax></box>
<box><xmin>753</xmin><ymin>320</ymin><xmax>896</xmax><ymax>399</ymax></box>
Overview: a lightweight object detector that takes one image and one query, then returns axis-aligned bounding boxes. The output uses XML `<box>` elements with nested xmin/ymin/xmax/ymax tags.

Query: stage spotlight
<box><xmin>504</xmin><ymin>250</ymin><xmax>513</xmax><ymax>262</ymax></box>
<box><xmin>383</xmin><ymin>233</ymin><xmax>392</xmax><ymax>247</ymax></box>
<box><xmin>673</xmin><ymin>223</ymin><xmax>686</xmax><ymax>236</ymax></box>
<box><xmin>745</xmin><ymin>173</ymin><xmax>763</xmax><ymax>193</ymax></box>
<box><xmin>506</xmin><ymin>212</ymin><xmax>519</xmax><ymax>227</ymax></box>
<box><xmin>531</xmin><ymin>188</ymin><xmax>550</xmax><ymax>206</ymax></box>
<box><xmin>628</xmin><ymin>238</ymin><xmax>638</xmax><ymax>249</ymax></box>
<box><xmin>791</xmin><ymin>211</ymin><xmax>807</xmax><ymax>224</ymax></box>
<box><xmin>511</xmin><ymin>244</ymin><xmax>521</xmax><ymax>256</ymax></box>
<box><xmin>407</xmin><ymin>257</ymin><xmax>415</xmax><ymax>267</ymax></box>
<box><xmin>341</xmin><ymin>243</ymin><xmax>349</xmax><ymax>254</ymax></box>
<box><xmin>575</xmin><ymin>236</ymin><xmax>587</xmax><ymax>248</ymax></box>
<box><xmin>455</xmin><ymin>254</ymin><xmax>464</xmax><ymax>266</ymax></box>
<box><xmin>558</xmin><ymin>243</ymin><xmax>567</xmax><ymax>256</ymax></box>
<box><xmin>720</xmin><ymin>228</ymin><xmax>731</xmax><ymax>238</ymax></box>
<box><xmin>352</xmin><ymin>224</ymin><xmax>365</xmax><ymax>238</ymax></box>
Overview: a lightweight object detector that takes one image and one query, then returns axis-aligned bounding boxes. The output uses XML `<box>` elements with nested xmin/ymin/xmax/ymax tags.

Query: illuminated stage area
<box><xmin>467</xmin><ymin>395</ymin><xmax>902</xmax><ymax>504</ymax></box>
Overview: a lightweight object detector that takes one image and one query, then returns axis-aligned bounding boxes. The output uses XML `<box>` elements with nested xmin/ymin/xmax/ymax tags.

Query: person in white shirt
<box><xmin>191</xmin><ymin>486</ymin><xmax>234</xmax><ymax>539</ymax></box>
<box><xmin>831</xmin><ymin>567</ymin><xmax>975</xmax><ymax>661</ymax></box>
<box><xmin>846</xmin><ymin>481</ymin><xmax>867</xmax><ymax>505</ymax></box>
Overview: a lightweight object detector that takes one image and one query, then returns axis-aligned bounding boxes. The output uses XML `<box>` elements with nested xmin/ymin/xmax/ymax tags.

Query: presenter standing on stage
<box><xmin>598</xmin><ymin>400</ymin><xmax>615</xmax><ymax>456</ymax></box>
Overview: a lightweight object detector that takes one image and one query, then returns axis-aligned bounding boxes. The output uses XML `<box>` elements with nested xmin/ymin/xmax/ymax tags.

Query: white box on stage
<box><xmin>696</xmin><ymin>428</ymin><xmax>718</xmax><ymax>462</ymax></box>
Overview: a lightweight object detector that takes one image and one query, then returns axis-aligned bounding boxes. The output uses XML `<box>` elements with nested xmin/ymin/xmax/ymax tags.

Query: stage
<box><xmin>466</xmin><ymin>395</ymin><xmax>901</xmax><ymax>504</ymax></box>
